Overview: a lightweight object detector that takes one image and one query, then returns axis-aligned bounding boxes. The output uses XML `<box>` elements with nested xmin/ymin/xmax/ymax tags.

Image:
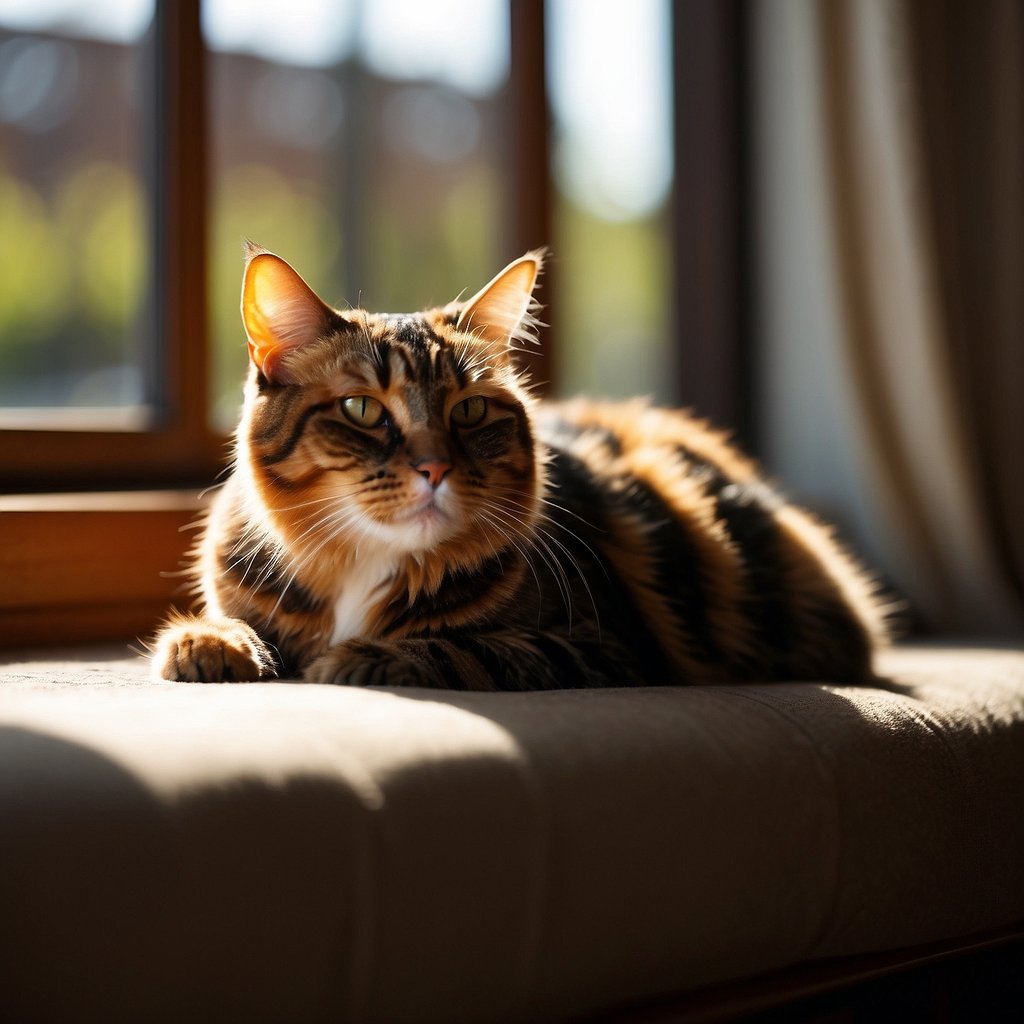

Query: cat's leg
<box><xmin>151</xmin><ymin>612</ymin><xmax>277</xmax><ymax>682</ymax></box>
<box><xmin>304</xmin><ymin>631</ymin><xmax>629</xmax><ymax>690</ymax></box>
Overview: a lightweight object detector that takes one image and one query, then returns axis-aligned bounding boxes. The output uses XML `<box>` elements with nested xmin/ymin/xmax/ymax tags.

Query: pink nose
<box><xmin>413</xmin><ymin>458</ymin><xmax>451</xmax><ymax>489</ymax></box>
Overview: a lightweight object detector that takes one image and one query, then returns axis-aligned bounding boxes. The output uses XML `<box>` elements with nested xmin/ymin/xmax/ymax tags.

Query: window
<box><xmin>0</xmin><ymin>3</ymin><xmax>152</xmax><ymax>415</ymax></box>
<box><xmin>0</xmin><ymin>2</ymin><xmax>220</xmax><ymax>492</ymax></box>
<box><xmin>548</xmin><ymin>0</ymin><xmax>675</xmax><ymax>401</ymax></box>
<box><xmin>0</xmin><ymin>0</ymin><xmax>749</xmax><ymax>646</ymax></box>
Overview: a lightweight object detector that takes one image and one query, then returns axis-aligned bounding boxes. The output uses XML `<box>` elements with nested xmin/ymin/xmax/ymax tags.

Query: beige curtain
<box><xmin>755</xmin><ymin>0</ymin><xmax>1024</xmax><ymax>636</ymax></box>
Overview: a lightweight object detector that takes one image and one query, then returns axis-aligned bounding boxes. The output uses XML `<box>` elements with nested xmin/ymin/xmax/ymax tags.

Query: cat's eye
<box><xmin>341</xmin><ymin>395</ymin><xmax>386</xmax><ymax>428</ymax></box>
<box><xmin>451</xmin><ymin>396</ymin><xmax>487</xmax><ymax>428</ymax></box>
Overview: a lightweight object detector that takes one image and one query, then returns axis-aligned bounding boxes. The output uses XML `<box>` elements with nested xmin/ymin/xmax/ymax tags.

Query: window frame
<box><xmin>672</xmin><ymin>0</ymin><xmax>754</xmax><ymax>451</ymax></box>
<box><xmin>0</xmin><ymin>2</ymin><xmax>222</xmax><ymax>493</ymax></box>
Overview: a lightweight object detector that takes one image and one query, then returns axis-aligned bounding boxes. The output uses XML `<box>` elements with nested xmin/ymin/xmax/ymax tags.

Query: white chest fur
<box><xmin>329</xmin><ymin>556</ymin><xmax>399</xmax><ymax>646</ymax></box>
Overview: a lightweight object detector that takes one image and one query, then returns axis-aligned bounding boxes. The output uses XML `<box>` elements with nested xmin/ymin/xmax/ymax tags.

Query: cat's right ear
<box><xmin>456</xmin><ymin>250</ymin><xmax>544</xmax><ymax>351</ymax></box>
<box><xmin>241</xmin><ymin>245</ymin><xmax>334</xmax><ymax>384</ymax></box>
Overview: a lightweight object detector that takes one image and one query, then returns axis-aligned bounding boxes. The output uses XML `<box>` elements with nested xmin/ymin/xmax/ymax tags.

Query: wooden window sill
<box><xmin>1</xmin><ymin>490</ymin><xmax>206</xmax><ymax>649</ymax></box>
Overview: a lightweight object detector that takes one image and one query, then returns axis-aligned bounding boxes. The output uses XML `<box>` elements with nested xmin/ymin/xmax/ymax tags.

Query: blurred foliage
<box><xmin>0</xmin><ymin>160</ymin><xmax>147</xmax><ymax>406</ymax></box>
<box><xmin>554</xmin><ymin>193</ymin><xmax>673</xmax><ymax>403</ymax></box>
<box><xmin>0</xmin><ymin>53</ymin><xmax>669</xmax><ymax>417</ymax></box>
<box><xmin>0</xmin><ymin>153</ymin><xmax>670</xmax><ymax>414</ymax></box>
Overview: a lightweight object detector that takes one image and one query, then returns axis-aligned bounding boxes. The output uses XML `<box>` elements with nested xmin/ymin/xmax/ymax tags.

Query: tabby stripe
<box><xmin>393</xmin><ymin>318</ymin><xmax>448</xmax><ymax>351</ymax></box>
<box><xmin>773</xmin><ymin>509</ymin><xmax>874</xmax><ymax>681</ymax></box>
<box><xmin>421</xmin><ymin>639</ymin><xmax>462</xmax><ymax>681</ymax></box>
<box><xmin>395</xmin><ymin>345</ymin><xmax>417</xmax><ymax>381</ymax></box>
<box><xmin>542</xmin><ymin>449</ymin><xmax>677</xmax><ymax>682</ymax></box>
<box><xmin>457</xmin><ymin>418</ymin><xmax>530</xmax><ymax>479</ymax></box>
<box><xmin>711</xmin><ymin>481</ymin><xmax>797</xmax><ymax>674</ymax></box>
<box><xmin>467</xmin><ymin>636</ymin><xmax>524</xmax><ymax>691</ymax></box>
<box><xmin>371</xmin><ymin>341</ymin><xmax>392</xmax><ymax>390</ymax></box>
<box><xmin>383</xmin><ymin>549</ymin><xmax>514</xmax><ymax>635</ymax></box>
<box><xmin>674</xmin><ymin>444</ymin><xmax>730</xmax><ymax>494</ymax></box>
<box><xmin>453</xmin><ymin>633</ymin><xmax>623</xmax><ymax>690</ymax></box>
<box><xmin>524</xmin><ymin>634</ymin><xmax>602</xmax><ymax>689</ymax></box>
<box><xmin>218</xmin><ymin>543</ymin><xmax>323</xmax><ymax>616</ymax></box>
<box><xmin>393</xmin><ymin>319</ymin><xmax>428</xmax><ymax>349</ymax></box>
<box><xmin>626</xmin><ymin>478</ymin><xmax>724</xmax><ymax>669</ymax></box>
<box><xmin>672</xmin><ymin>446</ymin><xmax>802</xmax><ymax>673</ymax></box>
<box><xmin>544</xmin><ymin>418</ymin><xmax>624</xmax><ymax>458</ymax></box>
<box><xmin>262</xmin><ymin>466</ymin><xmax>329</xmax><ymax>492</ymax></box>
<box><xmin>416</xmin><ymin>638</ymin><xmax>498</xmax><ymax>691</ymax></box>
<box><xmin>251</xmin><ymin>390</ymin><xmax>299</xmax><ymax>443</ymax></box>
<box><xmin>320</xmin><ymin>418</ymin><xmax>401</xmax><ymax>462</ymax></box>
<box><xmin>259</xmin><ymin>400</ymin><xmax>334</xmax><ymax>466</ymax></box>
<box><xmin>451</xmin><ymin>353</ymin><xmax>469</xmax><ymax>391</ymax></box>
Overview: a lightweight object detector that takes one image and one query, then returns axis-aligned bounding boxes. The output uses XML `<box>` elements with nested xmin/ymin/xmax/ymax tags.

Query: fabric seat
<box><xmin>2</xmin><ymin>644</ymin><xmax>1022</xmax><ymax>1022</ymax></box>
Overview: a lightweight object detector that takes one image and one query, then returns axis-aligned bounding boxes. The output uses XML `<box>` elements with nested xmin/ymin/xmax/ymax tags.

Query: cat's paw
<box><xmin>151</xmin><ymin>614</ymin><xmax>276</xmax><ymax>683</ymax></box>
<box><xmin>304</xmin><ymin>642</ymin><xmax>432</xmax><ymax>688</ymax></box>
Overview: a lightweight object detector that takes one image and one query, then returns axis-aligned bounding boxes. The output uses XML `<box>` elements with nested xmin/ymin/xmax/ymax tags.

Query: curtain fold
<box><xmin>903</xmin><ymin>0</ymin><xmax>1024</xmax><ymax>614</ymax></box>
<box><xmin>757</xmin><ymin>0</ymin><xmax>1024</xmax><ymax>636</ymax></box>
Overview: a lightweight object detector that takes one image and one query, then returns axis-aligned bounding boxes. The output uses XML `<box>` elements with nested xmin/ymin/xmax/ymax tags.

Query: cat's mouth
<box><xmin>382</xmin><ymin>494</ymin><xmax>457</xmax><ymax>547</ymax></box>
<box><xmin>398</xmin><ymin>495</ymin><xmax>448</xmax><ymax>526</ymax></box>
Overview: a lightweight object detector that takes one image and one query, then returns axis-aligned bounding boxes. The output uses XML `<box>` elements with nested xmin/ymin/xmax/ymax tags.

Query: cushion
<box><xmin>2</xmin><ymin>644</ymin><xmax>1023</xmax><ymax>1022</ymax></box>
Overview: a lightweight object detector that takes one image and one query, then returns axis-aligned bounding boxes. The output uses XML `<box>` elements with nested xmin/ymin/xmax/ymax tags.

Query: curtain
<box><xmin>754</xmin><ymin>0</ymin><xmax>1024</xmax><ymax>636</ymax></box>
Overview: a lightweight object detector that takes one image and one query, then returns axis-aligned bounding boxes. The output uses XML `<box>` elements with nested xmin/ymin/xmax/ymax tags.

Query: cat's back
<box><xmin>534</xmin><ymin>398</ymin><xmax>887</xmax><ymax>684</ymax></box>
<box><xmin>536</xmin><ymin>397</ymin><xmax>759</xmax><ymax>488</ymax></box>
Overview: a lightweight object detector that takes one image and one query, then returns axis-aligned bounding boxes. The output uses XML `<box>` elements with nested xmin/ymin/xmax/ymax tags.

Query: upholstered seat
<box><xmin>2</xmin><ymin>644</ymin><xmax>1022</xmax><ymax>1022</ymax></box>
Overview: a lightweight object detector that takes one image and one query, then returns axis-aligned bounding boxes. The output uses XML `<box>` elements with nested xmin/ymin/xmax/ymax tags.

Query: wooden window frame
<box><xmin>0</xmin><ymin>2</ymin><xmax>221</xmax><ymax>494</ymax></box>
<box><xmin>672</xmin><ymin>0</ymin><xmax>754</xmax><ymax>450</ymax></box>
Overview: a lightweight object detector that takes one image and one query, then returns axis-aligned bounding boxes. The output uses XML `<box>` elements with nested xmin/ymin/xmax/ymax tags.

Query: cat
<box><xmin>151</xmin><ymin>245</ymin><xmax>889</xmax><ymax>688</ymax></box>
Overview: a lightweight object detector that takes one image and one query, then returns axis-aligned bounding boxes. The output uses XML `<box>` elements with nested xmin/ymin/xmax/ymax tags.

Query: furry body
<box><xmin>153</xmin><ymin>251</ymin><xmax>886</xmax><ymax>688</ymax></box>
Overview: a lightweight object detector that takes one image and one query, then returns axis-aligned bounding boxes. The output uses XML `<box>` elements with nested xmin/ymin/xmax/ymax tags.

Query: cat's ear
<box><xmin>457</xmin><ymin>250</ymin><xmax>544</xmax><ymax>350</ymax></box>
<box><xmin>241</xmin><ymin>244</ymin><xmax>335</xmax><ymax>384</ymax></box>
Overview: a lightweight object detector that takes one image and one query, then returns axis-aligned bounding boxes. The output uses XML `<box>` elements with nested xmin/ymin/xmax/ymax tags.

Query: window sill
<box><xmin>0</xmin><ymin>490</ymin><xmax>206</xmax><ymax>649</ymax></box>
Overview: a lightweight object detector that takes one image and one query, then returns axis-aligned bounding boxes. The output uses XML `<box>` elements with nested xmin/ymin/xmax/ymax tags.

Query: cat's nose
<box><xmin>413</xmin><ymin>458</ymin><xmax>451</xmax><ymax>489</ymax></box>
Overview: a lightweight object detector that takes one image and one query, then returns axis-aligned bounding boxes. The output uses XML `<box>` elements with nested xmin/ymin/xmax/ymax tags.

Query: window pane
<box><xmin>547</xmin><ymin>0</ymin><xmax>675</xmax><ymax>401</ymax></box>
<box><xmin>0</xmin><ymin>0</ymin><xmax>154</xmax><ymax>419</ymax></box>
<box><xmin>204</xmin><ymin>0</ymin><xmax>509</xmax><ymax>430</ymax></box>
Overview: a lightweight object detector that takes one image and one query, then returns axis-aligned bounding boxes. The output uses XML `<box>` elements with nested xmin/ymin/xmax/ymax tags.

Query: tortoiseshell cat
<box><xmin>152</xmin><ymin>246</ymin><xmax>888</xmax><ymax>687</ymax></box>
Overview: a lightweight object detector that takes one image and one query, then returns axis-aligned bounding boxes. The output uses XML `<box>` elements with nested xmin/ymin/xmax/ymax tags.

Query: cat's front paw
<box><xmin>151</xmin><ymin>614</ymin><xmax>276</xmax><ymax>682</ymax></box>
<box><xmin>304</xmin><ymin>641</ymin><xmax>434</xmax><ymax>688</ymax></box>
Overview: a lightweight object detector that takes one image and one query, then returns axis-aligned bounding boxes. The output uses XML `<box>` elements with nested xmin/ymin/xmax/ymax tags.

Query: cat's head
<box><xmin>236</xmin><ymin>245</ymin><xmax>546</xmax><ymax>574</ymax></box>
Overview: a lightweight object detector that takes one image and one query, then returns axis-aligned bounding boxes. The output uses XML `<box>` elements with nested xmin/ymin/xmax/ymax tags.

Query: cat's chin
<box><xmin>361</xmin><ymin>501</ymin><xmax>458</xmax><ymax>555</ymax></box>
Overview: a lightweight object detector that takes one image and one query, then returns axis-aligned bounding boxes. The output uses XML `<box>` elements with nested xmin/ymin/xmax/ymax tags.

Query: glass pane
<box><xmin>0</xmin><ymin>0</ymin><xmax>154</xmax><ymax>419</ymax></box>
<box><xmin>204</xmin><ymin>0</ymin><xmax>509</xmax><ymax>431</ymax></box>
<box><xmin>547</xmin><ymin>0</ymin><xmax>675</xmax><ymax>401</ymax></box>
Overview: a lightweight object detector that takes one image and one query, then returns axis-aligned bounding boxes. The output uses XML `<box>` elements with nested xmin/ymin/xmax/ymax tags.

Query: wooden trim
<box><xmin>508</xmin><ymin>0</ymin><xmax>554</xmax><ymax>393</ymax></box>
<box><xmin>154</xmin><ymin>0</ymin><xmax>211</xmax><ymax>440</ymax></box>
<box><xmin>0</xmin><ymin>492</ymin><xmax>205</xmax><ymax>648</ymax></box>
<box><xmin>0</xmin><ymin>431</ymin><xmax>225</xmax><ymax>493</ymax></box>
<box><xmin>672</xmin><ymin>0</ymin><xmax>754</xmax><ymax>448</ymax></box>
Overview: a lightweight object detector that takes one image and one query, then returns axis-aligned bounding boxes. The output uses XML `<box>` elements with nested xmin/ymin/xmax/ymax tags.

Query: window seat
<box><xmin>2</xmin><ymin>643</ymin><xmax>1023</xmax><ymax>1022</ymax></box>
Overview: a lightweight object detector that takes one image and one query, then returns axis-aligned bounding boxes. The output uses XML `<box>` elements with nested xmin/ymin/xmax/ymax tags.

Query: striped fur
<box><xmin>152</xmin><ymin>250</ymin><xmax>889</xmax><ymax>687</ymax></box>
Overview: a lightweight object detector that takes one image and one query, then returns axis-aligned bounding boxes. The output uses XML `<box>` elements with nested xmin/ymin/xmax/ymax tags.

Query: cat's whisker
<box><xmin>480</xmin><ymin>494</ymin><xmax>605</xmax><ymax>635</ymax></box>
<box><xmin>487</xmin><ymin>489</ymin><xmax>601</xmax><ymax>561</ymax></box>
<box><xmin>473</xmin><ymin>498</ymin><xmax>578</xmax><ymax>628</ymax></box>
<box><xmin>489</xmin><ymin>487</ymin><xmax>610</xmax><ymax>581</ymax></box>
<box><xmin>472</xmin><ymin>508</ymin><xmax>547</xmax><ymax>628</ymax></box>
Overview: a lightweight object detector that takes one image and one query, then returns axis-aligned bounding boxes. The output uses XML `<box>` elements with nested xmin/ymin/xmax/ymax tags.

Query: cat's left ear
<box><xmin>241</xmin><ymin>245</ymin><xmax>335</xmax><ymax>384</ymax></box>
<box><xmin>457</xmin><ymin>250</ymin><xmax>544</xmax><ymax>351</ymax></box>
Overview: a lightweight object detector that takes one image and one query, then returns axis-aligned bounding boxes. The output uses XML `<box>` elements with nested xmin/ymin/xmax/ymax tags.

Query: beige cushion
<box><xmin>2</xmin><ymin>645</ymin><xmax>1023</xmax><ymax>1022</ymax></box>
